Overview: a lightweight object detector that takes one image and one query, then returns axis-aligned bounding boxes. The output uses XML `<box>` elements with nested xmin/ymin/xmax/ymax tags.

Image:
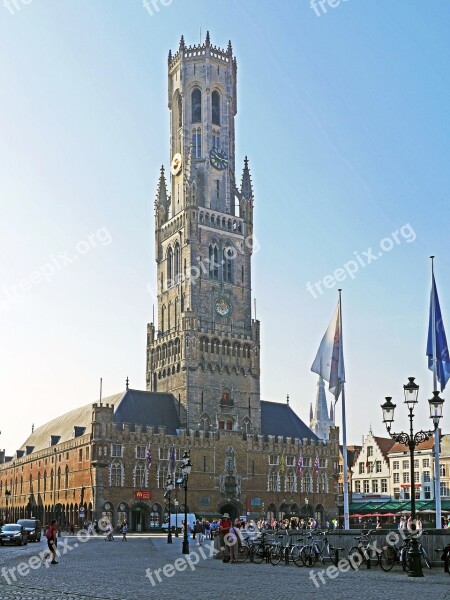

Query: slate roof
<box><xmin>18</xmin><ymin>390</ymin><xmax>180</xmax><ymax>454</ymax></box>
<box><xmin>373</xmin><ymin>436</ymin><xmax>397</xmax><ymax>459</ymax></box>
<box><xmin>261</xmin><ymin>401</ymin><xmax>318</xmax><ymax>441</ymax></box>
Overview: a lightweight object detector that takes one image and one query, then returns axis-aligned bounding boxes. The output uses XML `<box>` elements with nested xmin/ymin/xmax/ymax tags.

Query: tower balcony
<box><xmin>198</xmin><ymin>208</ymin><xmax>245</xmax><ymax>237</ymax></box>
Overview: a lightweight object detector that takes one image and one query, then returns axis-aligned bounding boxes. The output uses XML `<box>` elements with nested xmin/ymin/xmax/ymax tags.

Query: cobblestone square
<box><xmin>0</xmin><ymin>534</ymin><xmax>449</xmax><ymax>600</ymax></box>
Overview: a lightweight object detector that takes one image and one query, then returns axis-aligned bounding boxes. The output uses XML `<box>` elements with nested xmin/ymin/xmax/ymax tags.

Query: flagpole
<box><xmin>431</xmin><ymin>256</ymin><xmax>442</xmax><ymax>529</ymax></box>
<box><xmin>338</xmin><ymin>289</ymin><xmax>350</xmax><ymax>530</ymax></box>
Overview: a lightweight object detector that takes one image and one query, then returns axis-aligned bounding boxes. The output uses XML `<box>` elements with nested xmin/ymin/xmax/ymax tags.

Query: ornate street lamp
<box><xmin>174</xmin><ymin>498</ymin><xmax>179</xmax><ymax>538</ymax></box>
<box><xmin>180</xmin><ymin>450</ymin><xmax>192</xmax><ymax>554</ymax></box>
<box><xmin>381</xmin><ymin>378</ymin><xmax>444</xmax><ymax>578</ymax></box>
<box><xmin>164</xmin><ymin>473</ymin><xmax>174</xmax><ymax>544</ymax></box>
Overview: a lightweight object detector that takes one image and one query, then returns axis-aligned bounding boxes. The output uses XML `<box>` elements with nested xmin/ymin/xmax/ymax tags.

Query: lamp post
<box><xmin>180</xmin><ymin>450</ymin><xmax>192</xmax><ymax>554</ymax></box>
<box><xmin>174</xmin><ymin>498</ymin><xmax>179</xmax><ymax>538</ymax></box>
<box><xmin>164</xmin><ymin>473</ymin><xmax>174</xmax><ymax>544</ymax></box>
<box><xmin>381</xmin><ymin>377</ymin><xmax>444</xmax><ymax>578</ymax></box>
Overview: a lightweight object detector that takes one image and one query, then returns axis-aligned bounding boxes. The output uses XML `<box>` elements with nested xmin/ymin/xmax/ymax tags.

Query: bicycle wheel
<box><xmin>269</xmin><ymin>545</ymin><xmax>282</xmax><ymax>566</ymax></box>
<box><xmin>400</xmin><ymin>547</ymin><xmax>408</xmax><ymax>571</ymax></box>
<box><xmin>348</xmin><ymin>546</ymin><xmax>365</xmax><ymax>570</ymax></box>
<box><xmin>291</xmin><ymin>545</ymin><xmax>304</xmax><ymax>567</ymax></box>
<box><xmin>251</xmin><ymin>545</ymin><xmax>265</xmax><ymax>564</ymax></box>
<box><xmin>237</xmin><ymin>545</ymin><xmax>250</xmax><ymax>562</ymax></box>
<box><xmin>326</xmin><ymin>544</ymin><xmax>338</xmax><ymax>566</ymax></box>
<box><xmin>421</xmin><ymin>548</ymin><xmax>431</xmax><ymax>569</ymax></box>
<box><xmin>379</xmin><ymin>547</ymin><xmax>396</xmax><ymax>572</ymax></box>
<box><xmin>366</xmin><ymin>545</ymin><xmax>380</xmax><ymax>567</ymax></box>
<box><xmin>301</xmin><ymin>545</ymin><xmax>317</xmax><ymax>567</ymax></box>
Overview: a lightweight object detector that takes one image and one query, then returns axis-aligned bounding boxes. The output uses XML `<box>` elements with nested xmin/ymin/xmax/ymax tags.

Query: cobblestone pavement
<box><xmin>0</xmin><ymin>534</ymin><xmax>449</xmax><ymax>599</ymax></box>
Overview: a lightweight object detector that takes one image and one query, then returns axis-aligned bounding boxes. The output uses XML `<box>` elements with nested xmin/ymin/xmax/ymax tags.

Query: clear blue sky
<box><xmin>1</xmin><ymin>0</ymin><xmax>449</xmax><ymax>454</ymax></box>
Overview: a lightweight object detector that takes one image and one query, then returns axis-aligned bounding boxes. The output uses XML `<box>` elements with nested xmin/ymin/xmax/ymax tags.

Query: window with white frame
<box><xmin>423</xmin><ymin>458</ymin><xmax>430</xmax><ymax>468</ymax></box>
<box><xmin>363</xmin><ymin>480</ymin><xmax>370</xmax><ymax>494</ymax></box>
<box><xmin>354</xmin><ymin>480</ymin><xmax>361</xmax><ymax>493</ymax></box>
<box><xmin>440</xmin><ymin>483</ymin><xmax>448</xmax><ymax>497</ymax></box>
<box><xmin>423</xmin><ymin>470</ymin><xmax>430</xmax><ymax>482</ymax></box>
<box><xmin>372</xmin><ymin>480</ymin><xmax>379</xmax><ymax>493</ymax></box>
<box><xmin>393</xmin><ymin>472</ymin><xmax>400</xmax><ymax>483</ymax></box>
<box><xmin>440</xmin><ymin>464</ymin><xmax>447</xmax><ymax>477</ymax></box>
<box><xmin>403</xmin><ymin>472</ymin><xmax>410</xmax><ymax>483</ymax></box>
<box><xmin>402</xmin><ymin>460</ymin><xmax>409</xmax><ymax>470</ymax></box>
<box><xmin>159</xmin><ymin>448</ymin><xmax>170</xmax><ymax>461</ymax></box>
<box><xmin>367</xmin><ymin>446</ymin><xmax>373</xmax><ymax>457</ymax></box>
<box><xmin>392</xmin><ymin>460</ymin><xmax>399</xmax><ymax>470</ymax></box>
<box><xmin>111</xmin><ymin>444</ymin><xmax>123</xmax><ymax>458</ymax></box>
<box><xmin>414</xmin><ymin>459</ymin><xmax>419</xmax><ymax>469</ymax></box>
<box><xmin>304</xmin><ymin>457</ymin><xmax>312</xmax><ymax>468</ymax></box>
<box><xmin>110</xmin><ymin>462</ymin><xmax>123</xmax><ymax>487</ymax></box>
<box><xmin>136</xmin><ymin>446</ymin><xmax>146</xmax><ymax>459</ymax></box>
<box><xmin>359</xmin><ymin>462</ymin><xmax>365</xmax><ymax>474</ymax></box>
<box><xmin>319</xmin><ymin>458</ymin><xmax>327</xmax><ymax>468</ymax></box>
<box><xmin>269</xmin><ymin>454</ymin><xmax>279</xmax><ymax>466</ymax></box>
<box><xmin>375</xmin><ymin>460</ymin><xmax>382</xmax><ymax>473</ymax></box>
<box><xmin>268</xmin><ymin>470</ymin><xmax>278</xmax><ymax>492</ymax></box>
<box><xmin>381</xmin><ymin>479</ymin><xmax>388</xmax><ymax>493</ymax></box>
<box><xmin>285</xmin><ymin>471</ymin><xmax>295</xmax><ymax>492</ymax></box>
<box><xmin>414</xmin><ymin>471</ymin><xmax>420</xmax><ymax>483</ymax></box>
<box><xmin>133</xmin><ymin>463</ymin><xmax>147</xmax><ymax>488</ymax></box>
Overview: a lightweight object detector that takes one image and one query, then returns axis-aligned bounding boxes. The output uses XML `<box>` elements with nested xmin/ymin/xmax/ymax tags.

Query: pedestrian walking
<box><xmin>121</xmin><ymin>521</ymin><xmax>128</xmax><ymax>541</ymax></box>
<box><xmin>46</xmin><ymin>519</ymin><xmax>58</xmax><ymax>565</ymax></box>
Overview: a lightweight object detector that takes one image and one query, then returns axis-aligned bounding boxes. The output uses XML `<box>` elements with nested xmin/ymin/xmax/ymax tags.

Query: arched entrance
<box><xmin>218</xmin><ymin>501</ymin><xmax>242</xmax><ymax>522</ymax></box>
<box><xmin>131</xmin><ymin>502</ymin><xmax>150</xmax><ymax>532</ymax></box>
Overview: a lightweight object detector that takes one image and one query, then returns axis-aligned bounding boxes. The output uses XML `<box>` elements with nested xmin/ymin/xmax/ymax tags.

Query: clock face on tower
<box><xmin>171</xmin><ymin>153</ymin><xmax>182</xmax><ymax>176</ymax></box>
<box><xmin>209</xmin><ymin>148</ymin><xmax>229</xmax><ymax>170</ymax></box>
<box><xmin>215</xmin><ymin>297</ymin><xmax>231</xmax><ymax>317</ymax></box>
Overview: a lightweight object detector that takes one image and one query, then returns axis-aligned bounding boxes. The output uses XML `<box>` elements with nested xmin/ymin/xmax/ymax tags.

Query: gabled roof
<box><xmin>261</xmin><ymin>401</ymin><xmax>318</xmax><ymax>441</ymax></box>
<box><xmin>388</xmin><ymin>437</ymin><xmax>435</xmax><ymax>454</ymax></box>
<box><xmin>114</xmin><ymin>389</ymin><xmax>180</xmax><ymax>434</ymax></box>
<box><xmin>18</xmin><ymin>390</ymin><xmax>181</xmax><ymax>454</ymax></box>
<box><xmin>373</xmin><ymin>436</ymin><xmax>396</xmax><ymax>460</ymax></box>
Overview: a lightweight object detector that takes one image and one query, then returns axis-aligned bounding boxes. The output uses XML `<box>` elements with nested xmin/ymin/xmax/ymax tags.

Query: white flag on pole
<box><xmin>311</xmin><ymin>299</ymin><xmax>345</xmax><ymax>399</ymax></box>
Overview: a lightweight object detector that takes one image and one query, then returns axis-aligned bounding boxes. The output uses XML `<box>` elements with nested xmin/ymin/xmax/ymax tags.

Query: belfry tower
<box><xmin>146</xmin><ymin>33</ymin><xmax>261</xmax><ymax>433</ymax></box>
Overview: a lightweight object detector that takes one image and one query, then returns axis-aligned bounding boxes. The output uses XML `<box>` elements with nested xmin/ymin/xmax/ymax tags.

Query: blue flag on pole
<box><xmin>427</xmin><ymin>272</ymin><xmax>450</xmax><ymax>391</ymax></box>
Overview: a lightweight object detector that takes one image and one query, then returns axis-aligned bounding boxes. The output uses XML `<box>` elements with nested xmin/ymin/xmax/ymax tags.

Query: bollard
<box><xmin>285</xmin><ymin>545</ymin><xmax>289</xmax><ymax>566</ymax></box>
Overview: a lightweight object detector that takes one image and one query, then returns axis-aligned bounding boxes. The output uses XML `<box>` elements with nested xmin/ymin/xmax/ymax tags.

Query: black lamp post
<box><xmin>164</xmin><ymin>474</ymin><xmax>174</xmax><ymax>544</ymax></box>
<box><xmin>381</xmin><ymin>377</ymin><xmax>444</xmax><ymax>578</ymax></box>
<box><xmin>180</xmin><ymin>450</ymin><xmax>192</xmax><ymax>555</ymax></box>
<box><xmin>174</xmin><ymin>498</ymin><xmax>179</xmax><ymax>537</ymax></box>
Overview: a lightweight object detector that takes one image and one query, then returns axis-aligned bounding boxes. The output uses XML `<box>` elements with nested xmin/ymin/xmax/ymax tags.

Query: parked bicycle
<box><xmin>348</xmin><ymin>530</ymin><xmax>380</xmax><ymax>569</ymax></box>
<box><xmin>380</xmin><ymin>533</ymin><xmax>431</xmax><ymax>572</ymax></box>
<box><xmin>300</xmin><ymin>531</ymin><xmax>338</xmax><ymax>566</ymax></box>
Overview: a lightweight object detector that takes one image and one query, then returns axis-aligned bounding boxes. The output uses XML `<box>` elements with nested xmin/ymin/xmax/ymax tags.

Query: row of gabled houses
<box><xmin>338</xmin><ymin>428</ymin><xmax>450</xmax><ymax>506</ymax></box>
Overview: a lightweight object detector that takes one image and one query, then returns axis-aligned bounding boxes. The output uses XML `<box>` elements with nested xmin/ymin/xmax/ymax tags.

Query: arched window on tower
<box><xmin>223</xmin><ymin>245</ymin><xmax>234</xmax><ymax>283</ymax></box>
<box><xmin>212</xmin><ymin>90</ymin><xmax>220</xmax><ymax>126</ymax></box>
<box><xmin>174</xmin><ymin>243</ymin><xmax>180</xmax><ymax>284</ymax></box>
<box><xmin>209</xmin><ymin>244</ymin><xmax>219</xmax><ymax>279</ymax></box>
<box><xmin>191</xmin><ymin>88</ymin><xmax>201</xmax><ymax>123</ymax></box>
<box><xmin>177</xmin><ymin>93</ymin><xmax>182</xmax><ymax>129</ymax></box>
<box><xmin>192</xmin><ymin>128</ymin><xmax>202</xmax><ymax>158</ymax></box>
<box><xmin>167</xmin><ymin>247</ymin><xmax>173</xmax><ymax>287</ymax></box>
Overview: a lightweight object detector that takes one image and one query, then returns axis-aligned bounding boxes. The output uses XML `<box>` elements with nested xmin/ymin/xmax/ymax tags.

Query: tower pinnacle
<box><xmin>241</xmin><ymin>156</ymin><xmax>253</xmax><ymax>199</ymax></box>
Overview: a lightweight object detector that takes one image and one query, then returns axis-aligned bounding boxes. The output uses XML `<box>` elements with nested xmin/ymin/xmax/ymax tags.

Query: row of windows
<box><xmin>268</xmin><ymin>455</ymin><xmax>327</xmax><ymax>468</ymax></box>
<box><xmin>354</xmin><ymin>479</ymin><xmax>389</xmax><ymax>494</ymax></box>
<box><xmin>190</xmin><ymin>88</ymin><xmax>221</xmax><ymax>126</ymax></box>
<box><xmin>392</xmin><ymin>458</ymin><xmax>430</xmax><ymax>470</ymax></box>
<box><xmin>0</xmin><ymin>466</ymin><xmax>71</xmax><ymax>497</ymax></box>
<box><xmin>199</xmin><ymin>337</ymin><xmax>251</xmax><ymax>358</ymax></box>
<box><xmin>358</xmin><ymin>460</ymin><xmax>383</xmax><ymax>474</ymax></box>
<box><xmin>268</xmin><ymin>473</ymin><xmax>329</xmax><ymax>494</ymax></box>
